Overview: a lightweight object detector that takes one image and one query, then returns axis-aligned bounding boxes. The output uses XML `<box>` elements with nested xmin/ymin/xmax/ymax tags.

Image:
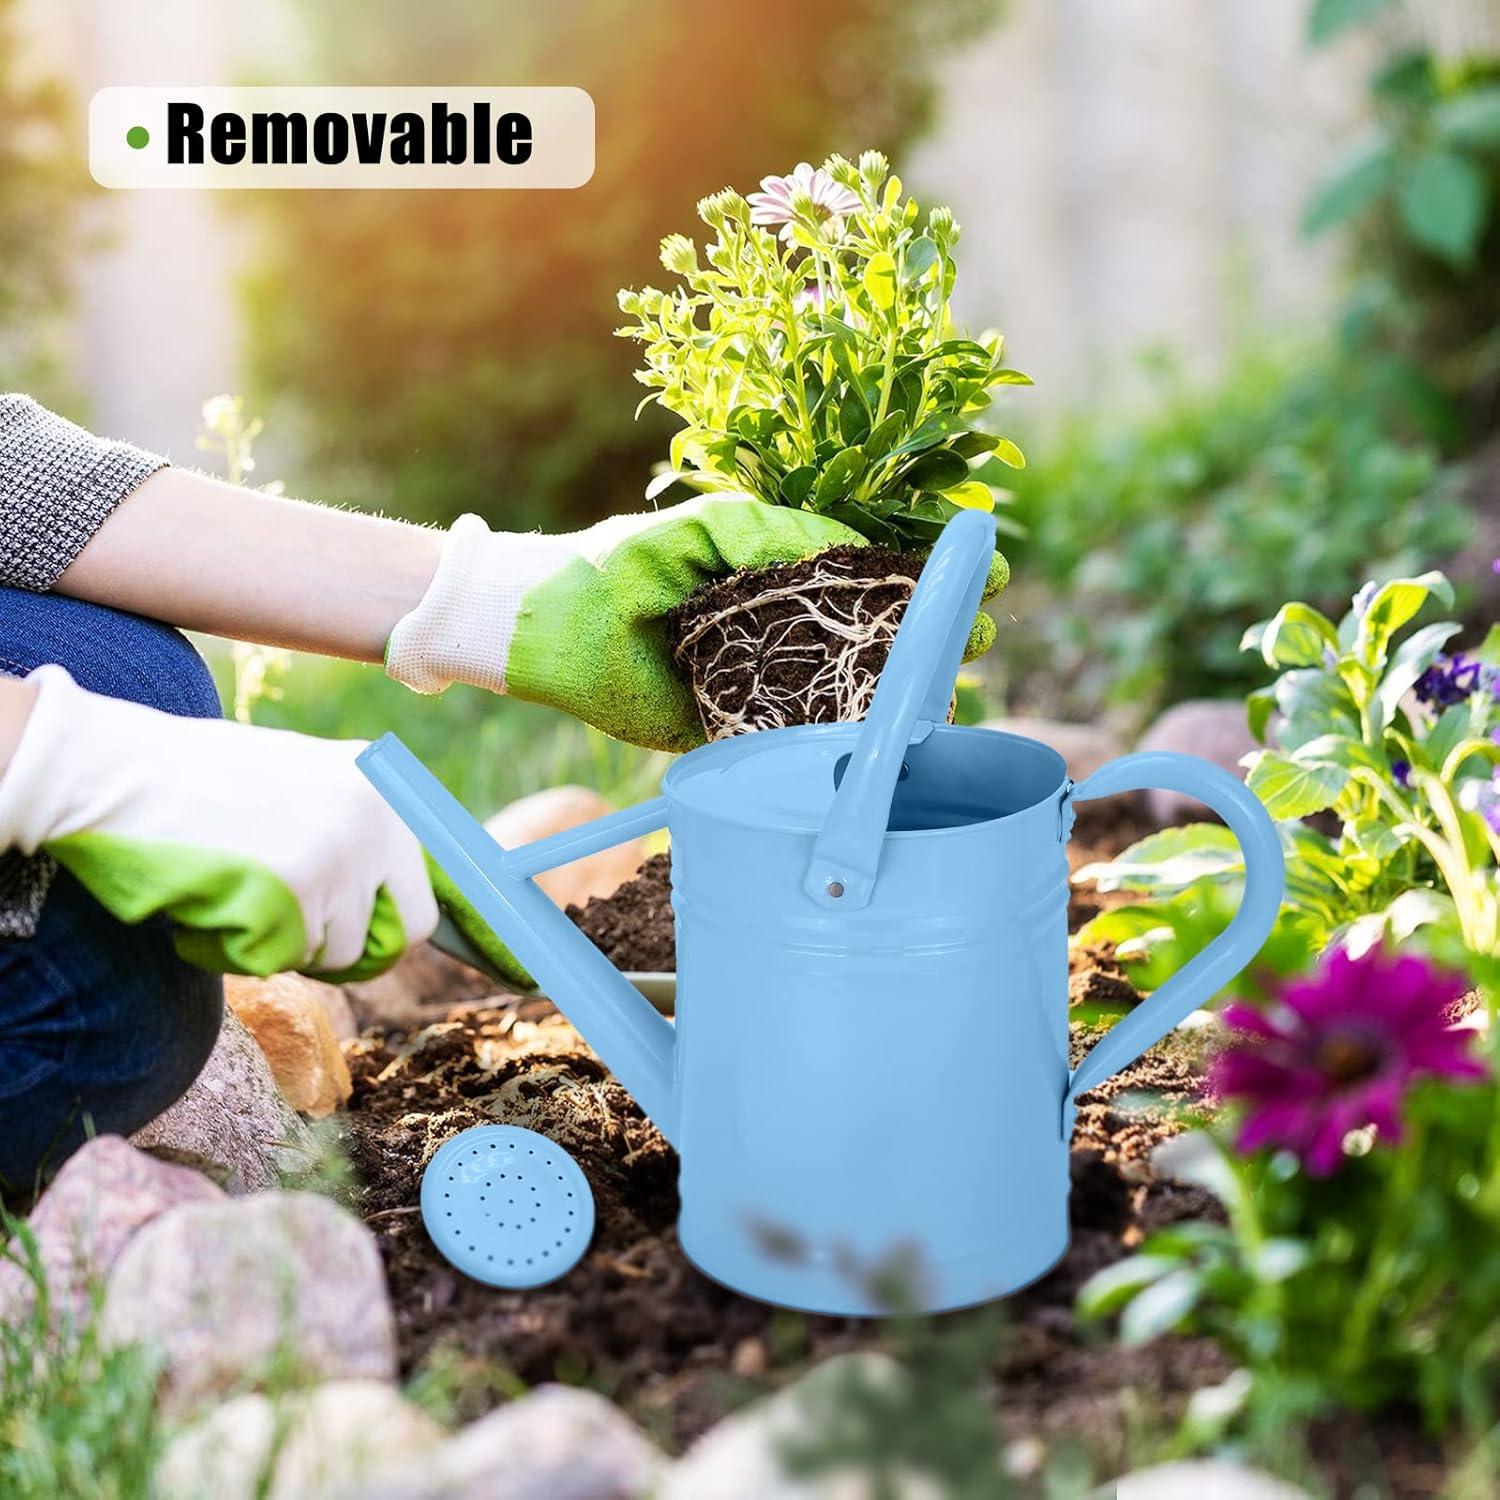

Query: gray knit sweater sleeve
<box><xmin>0</xmin><ymin>395</ymin><xmax>168</xmax><ymax>590</ymax></box>
<box><xmin>0</xmin><ymin>396</ymin><xmax>169</xmax><ymax>939</ymax></box>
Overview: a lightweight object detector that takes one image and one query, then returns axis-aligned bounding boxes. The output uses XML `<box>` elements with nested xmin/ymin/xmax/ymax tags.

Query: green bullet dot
<box><xmin>126</xmin><ymin>125</ymin><xmax>149</xmax><ymax>150</ymax></box>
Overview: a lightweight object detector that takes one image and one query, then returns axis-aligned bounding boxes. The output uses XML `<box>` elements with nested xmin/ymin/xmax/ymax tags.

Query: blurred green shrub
<box><xmin>0</xmin><ymin>0</ymin><xmax>83</xmax><ymax>401</ymax></box>
<box><xmin>241</xmin><ymin>0</ymin><xmax>1002</xmax><ymax>531</ymax></box>
<box><xmin>1303</xmin><ymin>0</ymin><xmax>1500</xmax><ymax>435</ymax></box>
<box><xmin>1002</xmin><ymin>340</ymin><xmax>1471</xmax><ymax>719</ymax></box>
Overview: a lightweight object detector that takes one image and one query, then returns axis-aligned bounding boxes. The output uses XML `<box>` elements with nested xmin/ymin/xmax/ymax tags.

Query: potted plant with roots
<box><xmin>617</xmin><ymin>151</ymin><xmax>1029</xmax><ymax>740</ymax></box>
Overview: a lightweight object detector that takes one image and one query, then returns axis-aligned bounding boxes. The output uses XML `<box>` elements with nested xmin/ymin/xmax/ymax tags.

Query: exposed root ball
<box><xmin>666</xmin><ymin>545</ymin><xmax>924</xmax><ymax>740</ymax></box>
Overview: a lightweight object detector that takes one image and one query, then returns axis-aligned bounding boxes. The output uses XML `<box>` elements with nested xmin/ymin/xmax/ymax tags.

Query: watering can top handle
<box><xmin>803</xmin><ymin>509</ymin><xmax>998</xmax><ymax>911</ymax></box>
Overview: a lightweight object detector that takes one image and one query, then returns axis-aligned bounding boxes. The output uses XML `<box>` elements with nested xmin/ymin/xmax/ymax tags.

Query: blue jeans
<box><xmin>0</xmin><ymin>589</ymin><xmax>225</xmax><ymax>1195</ymax></box>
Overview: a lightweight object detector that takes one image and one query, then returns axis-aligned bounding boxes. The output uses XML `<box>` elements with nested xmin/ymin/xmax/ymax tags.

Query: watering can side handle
<box><xmin>804</xmin><ymin>510</ymin><xmax>998</xmax><ymax>912</ymax></box>
<box><xmin>1061</xmin><ymin>751</ymin><xmax>1284</xmax><ymax>1129</ymax></box>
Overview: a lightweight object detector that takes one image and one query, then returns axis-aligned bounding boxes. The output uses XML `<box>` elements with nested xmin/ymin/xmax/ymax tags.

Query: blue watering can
<box><xmin>359</xmin><ymin>510</ymin><xmax>1284</xmax><ymax>1316</ymax></box>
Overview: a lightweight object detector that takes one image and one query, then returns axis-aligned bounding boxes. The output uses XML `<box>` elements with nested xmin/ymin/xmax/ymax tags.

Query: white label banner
<box><xmin>90</xmin><ymin>86</ymin><xmax>595</xmax><ymax>190</ymax></box>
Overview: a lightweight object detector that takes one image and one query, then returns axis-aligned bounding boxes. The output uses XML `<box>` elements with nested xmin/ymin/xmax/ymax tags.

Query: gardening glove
<box><xmin>0</xmin><ymin>666</ymin><xmax>438</xmax><ymax>980</ymax></box>
<box><xmin>385</xmin><ymin>494</ymin><xmax>1007</xmax><ymax>753</ymax></box>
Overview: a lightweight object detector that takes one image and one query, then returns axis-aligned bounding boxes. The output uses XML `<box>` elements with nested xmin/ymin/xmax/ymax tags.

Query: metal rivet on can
<box><xmin>826</xmin><ymin>879</ymin><xmax>845</xmax><ymax>898</ymax></box>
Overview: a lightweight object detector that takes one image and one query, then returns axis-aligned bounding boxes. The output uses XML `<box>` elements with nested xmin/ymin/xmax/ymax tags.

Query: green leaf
<box><xmin>1272</xmin><ymin>668</ymin><xmax>1359</xmax><ymax>752</ymax></box>
<box><xmin>1076</xmin><ymin>1254</ymin><xmax>1181</xmax><ymax>1320</ymax></box>
<box><xmin>1119</xmin><ymin>1267</ymin><xmax>1203</xmax><ymax>1345</ymax></box>
<box><xmin>644</xmin><ymin>468</ymin><xmax>689</xmax><ymax>501</ymax></box>
<box><xmin>948</xmin><ymin>431</ymin><xmax>999</xmax><ymax>459</ymax></box>
<box><xmin>862</xmin><ymin>251</ymin><xmax>898</xmax><ymax>311</ymax></box>
<box><xmin>1350</xmin><ymin>817</ymin><xmax>1404</xmax><ymax>861</ymax></box>
<box><xmin>903</xmin><ymin>235</ymin><xmax>938</xmax><ymax>282</ymax></box>
<box><xmin>943</xmin><ymin>481</ymin><xmax>995</xmax><ymax>512</ymax></box>
<box><xmin>991</xmin><ymin>436</ymin><xmax>1026</xmax><ymax>469</ymax></box>
<box><xmin>1247</xmin><ymin>687</ymin><xmax>1276</xmax><ymax>744</ymax></box>
<box><xmin>1259</xmin><ymin>602</ymin><xmax>1339</xmax><ymax>668</ymax></box>
<box><xmin>1396</xmin><ymin>150</ymin><xmax>1491</xmax><ymax>265</ymax></box>
<box><xmin>1308</xmin><ymin>0</ymin><xmax>1396</xmax><ymax>44</ymax></box>
<box><xmin>780</xmin><ymin>466</ymin><xmax>817</xmax><ymax>507</ymax></box>
<box><xmin>1357</xmin><ymin>572</ymin><xmax>1454</xmax><ymax>668</ymax></box>
<box><xmin>904</xmin><ymin>448</ymin><xmax>970</xmax><ymax>490</ymax></box>
<box><xmin>861</xmin><ymin>412</ymin><xmax>907</xmax><ymax>460</ymax></box>
<box><xmin>1435</xmin><ymin>87</ymin><xmax>1500</xmax><ymax>149</ymax></box>
<box><xmin>1077</xmin><ymin>823</ymin><xmax>1243</xmax><ymax>894</ymax></box>
<box><xmin>1246</xmin><ymin>752</ymin><xmax>1349</xmax><ymax>819</ymax></box>
<box><xmin>988</xmin><ymin>369</ymin><xmax>1033</xmax><ymax>386</ymax></box>
<box><xmin>811</xmin><ymin>448</ymin><xmax>867</xmax><ymax>510</ymax></box>
<box><xmin>1247</xmin><ymin>1238</ymin><xmax>1311</xmax><ymax>1284</ymax></box>
<box><xmin>1475</xmin><ymin>623</ymin><xmax>1500</xmax><ymax>670</ymax></box>
<box><xmin>1302</xmin><ymin>139</ymin><xmax>1394</xmax><ymax>235</ymax></box>
<box><xmin>1375</xmin><ymin>620</ymin><xmax>1461</xmax><ymax>727</ymax></box>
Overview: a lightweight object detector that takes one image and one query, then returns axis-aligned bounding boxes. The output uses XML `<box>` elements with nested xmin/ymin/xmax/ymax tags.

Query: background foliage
<box><xmin>242</xmin><ymin>0</ymin><xmax>1002</xmax><ymax>531</ymax></box>
<box><xmin>0</xmin><ymin>0</ymin><xmax>82</xmax><ymax>402</ymax></box>
<box><xmin>1002</xmin><ymin>339</ymin><xmax>1471</xmax><ymax>719</ymax></box>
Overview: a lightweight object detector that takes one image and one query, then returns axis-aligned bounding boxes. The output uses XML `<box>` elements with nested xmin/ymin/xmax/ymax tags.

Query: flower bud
<box><xmin>659</xmin><ymin>233</ymin><xmax>698</xmax><ymax>276</ymax></box>
<box><xmin>788</xmin><ymin>185</ymin><xmax>818</xmax><ymax>221</ymax></box>
<box><xmin>858</xmin><ymin>149</ymin><xmax>889</xmax><ymax>185</ymax></box>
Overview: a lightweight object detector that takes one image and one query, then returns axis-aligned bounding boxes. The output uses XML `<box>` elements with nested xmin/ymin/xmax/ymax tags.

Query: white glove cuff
<box><xmin>0</xmin><ymin>665</ymin><xmax>88</xmax><ymax>854</ymax></box>
<box><xmin>385</xmin><ymin>515</ymin><xmax>575</xmax><ymax>696</ymax></box>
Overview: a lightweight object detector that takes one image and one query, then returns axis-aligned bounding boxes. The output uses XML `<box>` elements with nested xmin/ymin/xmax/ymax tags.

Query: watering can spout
<box><xmin>358</xmin><ymin>736</ymin><xmax>680</xmax><ymax>1145</ymax></box>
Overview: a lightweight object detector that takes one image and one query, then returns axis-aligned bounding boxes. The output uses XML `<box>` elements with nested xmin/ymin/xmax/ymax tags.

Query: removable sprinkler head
<box><xmin>420</xmin><ymin>1123</ymin><xmax>595</xmax><ymax>1290</ymax></box>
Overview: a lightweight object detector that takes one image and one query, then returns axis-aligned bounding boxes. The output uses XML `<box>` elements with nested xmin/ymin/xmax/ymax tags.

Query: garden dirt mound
<box><xmin>343</xmin><ymin>994</ymin><xmax>1221</xmax><ymax>1459</ymax></box>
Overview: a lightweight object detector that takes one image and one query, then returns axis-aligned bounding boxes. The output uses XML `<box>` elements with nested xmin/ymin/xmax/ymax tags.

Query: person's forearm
<box><xmin>0</xmin><ymin>676</ymin><xmax>40</xmax><ymax>781</ymax></box>
<box><xmin>55</xmin><ymin>468</ymin><xmax>444</xmax><ymax>663</ymax></box>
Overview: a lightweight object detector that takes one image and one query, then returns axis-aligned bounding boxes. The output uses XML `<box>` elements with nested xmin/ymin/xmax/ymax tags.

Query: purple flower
<box><xmin>1414</xmin><ymin>653</ymin><xmax>1485</xmax><ymax>708</ymax></box>
<box><xmin>1209</xmin><ymin>946</ymin><xmax>1481</xmax><ymax>1177</ymax></box>
<box><xmin>1390</xmin><ymin>758</ymin><xmax>1410</xmax><ymax>787</ymax></box>
<box><xmin>1460</xmin><ymin>768</ymin><xmax>1500</xmax><ymax>833</ymax></box>
<box><xmin>747</xmin><ymin>163</ymin><xmax>861</xmax><ymax>243</ymax></box>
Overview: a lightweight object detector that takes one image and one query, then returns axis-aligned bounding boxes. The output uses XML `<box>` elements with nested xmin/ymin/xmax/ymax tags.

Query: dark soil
<box><xmin>666</xmin><ymin>545</ymin><xmax>925</xmax><ymax>739</ymax></box>
<box><xmin>342</xmin><ymin>992</ymin><xmax>1221</xmax><ymax>1462</ymax></box>
<box><xmin>566</xmin><ymin>853</ymin><xmax>675</xmax><ymax>972</ymax></box>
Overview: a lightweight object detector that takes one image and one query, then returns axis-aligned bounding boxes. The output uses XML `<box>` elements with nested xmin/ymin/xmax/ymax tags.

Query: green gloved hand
<box><xmin>385</xmin><ymin>494</ymin><xmax>1007</xmax><ymax>753</ymax></box>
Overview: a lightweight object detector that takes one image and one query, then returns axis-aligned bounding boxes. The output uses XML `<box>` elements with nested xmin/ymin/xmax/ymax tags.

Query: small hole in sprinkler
<box><xmin>827</xmin><ymin>879</ymin><xmax>845</xmax><ymax>899</ymax></box>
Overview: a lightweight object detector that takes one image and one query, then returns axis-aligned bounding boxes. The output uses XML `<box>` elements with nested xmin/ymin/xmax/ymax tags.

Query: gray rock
<box><xmin>100</xmin><ymin>1190</ymin><xmax>396</xmax><ymax>1416</ymax></box>
<box><xmin>0</xmin><ymin>1135</ymin><xmax>223</xmax><ymax>1326</ymax></box>
<box><xmin>1134</xmin><ymin>699</ymin><xmax>1256</xmax><ymax>823</ymax></box>
<box><xmin>130</xmin><ymin>1009</ymin><xmax>315</xmax><ymax>1191</ymax></box>
<box><xmin>660</xmin><ymin>1353</ymin><xmax>950</xmax><ymax>1499</ymax></box>
<box><xmin>1117</xmin><ymin>1460</ymin><xmax>1312</xmax><ymax>1498</ymax></box>
<box><xmin>980</xmin><ymin>716</ymin><xmax>1125</xmax><ymax>782</ymax></box>
<box><xmin>156</xmin><ymin>1380</ymin><xmax>444</xmax><ymax>1500</ymax></box>
<box><xmin>353</xmin><ymin>1384</ymin><xmax>663</xmax><ymax>1500</ymax></box>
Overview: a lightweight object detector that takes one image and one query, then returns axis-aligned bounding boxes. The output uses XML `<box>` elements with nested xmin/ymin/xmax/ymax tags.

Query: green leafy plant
<box><xmin>616</xmin><ymin>152</ymin><xmax>1029</xmax><ymax>548</ymax></box>
<box><xmin>1302</xmin><ymin>1</ymin><xmax>1500</xmax><ymax>425</ymax></box>
<box><xmin>1002</xmin><ymin>341</ymin><xmax>1469</xmax><ymax>719</ymax></box>
<box><xmin>1079</xmin><ymin>946</ymin><xmax>1500</xmax><ymax>1438</ymax></box>
<box><xmin>0</xmin><ymin>1216</ymin><xmax>165</xmax><ymax>1499</ymax></box>
<box><xmin>1080</xmin><ymin>569</ymin><xmax>1500</xmax><ymax>990</ymax></box>
<box><xmin>242</xmin><ymin>0</ymin><xmax>1004</xmax><ymax>532</ymax></box>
